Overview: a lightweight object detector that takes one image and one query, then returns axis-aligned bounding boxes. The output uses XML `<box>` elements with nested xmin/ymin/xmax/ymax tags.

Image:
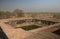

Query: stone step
<box><xmin>37</xmin><ymin>31</ymin><xmax>60</xmax><ymax>39</ymax></box>
<box><xmin>24</xmin><ymin>31</ymin><xmax>60</xmax><ymax>39</ymax></box>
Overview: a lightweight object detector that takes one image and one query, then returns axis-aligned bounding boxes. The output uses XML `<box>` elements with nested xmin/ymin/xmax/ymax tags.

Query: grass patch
<box><xmin>16</xmin><ymin>25</ymin><xmax>42</xmax><ymax>31</ymax></box>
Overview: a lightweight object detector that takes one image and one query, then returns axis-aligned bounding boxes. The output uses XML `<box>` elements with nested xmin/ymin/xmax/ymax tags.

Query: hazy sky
<box><xmin>0</xmin><ymin>0</ymin><xmax>60</xmax><ymax>12</ymax></box>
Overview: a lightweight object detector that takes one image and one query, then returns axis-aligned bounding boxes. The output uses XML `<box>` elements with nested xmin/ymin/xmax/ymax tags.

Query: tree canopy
<box><xmin>0</xmin><ymin>9</ymin><xmax>24</xmax><ymax>19</ymax></box>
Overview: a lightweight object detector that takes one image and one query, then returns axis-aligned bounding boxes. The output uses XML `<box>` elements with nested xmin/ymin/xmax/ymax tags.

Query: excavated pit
<box><xmin>5</xmin><ymin>19</ymin><xmax>58</xmax><ymax>31</ymax></box>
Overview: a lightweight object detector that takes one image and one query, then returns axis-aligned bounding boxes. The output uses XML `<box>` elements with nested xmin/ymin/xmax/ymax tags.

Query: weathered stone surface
<box><xmin>0</xmin><ymin>18</ymin><xmax>60</xmax><ymax>39</ymax></box>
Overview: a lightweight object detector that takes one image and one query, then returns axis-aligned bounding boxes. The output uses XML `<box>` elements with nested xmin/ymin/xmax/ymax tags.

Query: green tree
<box><xmin>13</xmin><ymin>9</ymin><xmax>24</xmax><ymax>17</ymax></box>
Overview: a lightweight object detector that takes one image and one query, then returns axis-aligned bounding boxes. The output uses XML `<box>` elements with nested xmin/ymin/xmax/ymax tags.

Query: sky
<box><xmin>0</xmin><ymin>0</ymin><xmax>60</xmax><ymax>12</ymax></box>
